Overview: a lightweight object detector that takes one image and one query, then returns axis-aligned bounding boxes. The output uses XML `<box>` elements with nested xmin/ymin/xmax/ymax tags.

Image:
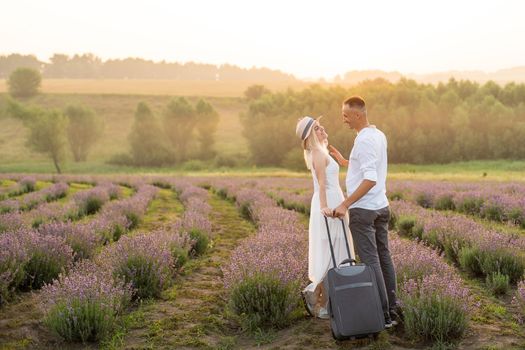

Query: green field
<box><xmin>0</xmin><ymin>92</ymin><xmax>249</xmax><ymax>163</ymax></box>
<box><xmin>1</xmin><ymin>89</ymin><xmax>524</xmax><ymax>182</ymax></box>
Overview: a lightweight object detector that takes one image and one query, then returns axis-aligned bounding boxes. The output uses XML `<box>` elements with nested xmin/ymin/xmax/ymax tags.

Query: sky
<box><xmin>1</xmin><ymin>0</ymin><xmax>524</xmax><ymax>79</ymax></box>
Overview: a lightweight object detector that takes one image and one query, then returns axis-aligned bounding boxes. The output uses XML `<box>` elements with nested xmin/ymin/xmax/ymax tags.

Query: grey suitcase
<box><xmin>323</xmin><ymin>216</ymin><xmax>385</xmax><ymax>340</ymax></box>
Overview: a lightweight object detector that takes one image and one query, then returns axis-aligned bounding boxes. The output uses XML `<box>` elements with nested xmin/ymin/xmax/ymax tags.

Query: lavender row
<box><xmin>152</xmin><ymin>178</ymin><xmax>213</xmax><ymax>256</ymax></box>
<box><xmin>390</xmin><ymin>200</ymin><xmax>525</xmax><ymax>284</ymax></box>
<box><xmin>0</xmin><ymin>176</ymin><xmax>37</xmax><ymax>201</ymax></box>
<box><xmin>388</xmin><ymin>180</ymin><xmax>525</xmax><ymax>228</ymax></box>
<box><xmin>39</xmin><ymin>181</ymin><xmax>213</xmax><ymax>343</ymax></box>
<box><xmin>0</xmin><ymin>183</ymin><xmax>158</xmax><ymax>306</ymax></box>
<box><xmin>0</xmin><ymin>182</ymin><xmax>122</xmax><ymax>234</ymax></box>
<box><xmin>0</xmin><ymin>182</ymin><xmax>69</xmax><ymax>214</ymax></box>
<box><xmin>263</xmin><ymin>184</ymin><xmax>473</xmax><ymax>341</ymax></box>
<box><xmin>390</xmin><ymin>233</ymin><xmax>473</xmax><ymax>341</ymax></box>
<box><xmin>210</xmin><ymin>179</ymin><xmax>308</xmax><ymax>330</ymax></box>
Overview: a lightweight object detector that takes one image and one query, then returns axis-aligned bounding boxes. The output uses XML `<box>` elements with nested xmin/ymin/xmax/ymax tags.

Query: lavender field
<box><xmin>0</xmin><ymin>174</ymin><xmax>524</xmax><ymax>350</ymax></box>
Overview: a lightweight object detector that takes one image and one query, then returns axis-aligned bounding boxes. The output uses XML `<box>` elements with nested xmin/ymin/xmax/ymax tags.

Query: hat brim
<box><xmin>301</xmin><ymin>116</ymin><xmax>323</xmax><ymax>147</ymax></box>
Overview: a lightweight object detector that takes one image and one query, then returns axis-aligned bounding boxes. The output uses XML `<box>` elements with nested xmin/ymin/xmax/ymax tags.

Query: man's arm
<box><xmin>328</xmin><ymin>145</ymin><xmax>349</xmax><ymax>167</ymax></box>
<box><xmin>334</xmin><ymin>139</ymin><xmax>378</xmax><ymax>217</ymax></box>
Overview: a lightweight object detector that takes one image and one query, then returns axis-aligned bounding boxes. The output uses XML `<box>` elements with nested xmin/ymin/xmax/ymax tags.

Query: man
<box><xmin>330</xmin><ymin>96</ymin><xmax>398</xmax><ymax>328</ymax></box>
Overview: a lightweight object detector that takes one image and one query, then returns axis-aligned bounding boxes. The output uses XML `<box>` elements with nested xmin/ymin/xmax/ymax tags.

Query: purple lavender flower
<box><xmin>40</xmin><ymin>260</ymin><xmax>132</xmax><ymax>342</ymax></box>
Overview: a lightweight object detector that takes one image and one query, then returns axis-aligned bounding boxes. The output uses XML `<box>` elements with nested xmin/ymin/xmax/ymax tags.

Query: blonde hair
<box><xmin>302</xmin><ymin>122</ymin><xmax>329</xmax><ymax>170</ymax></box>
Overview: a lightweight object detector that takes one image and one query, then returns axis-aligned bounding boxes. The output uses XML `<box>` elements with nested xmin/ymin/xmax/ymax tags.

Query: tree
<box><xmin>244</xmin><ymin>84</ymin><xmax>271</xmax><ymax>100</ymax></box>
<box><xmin>195</xmin><ymin>99</ymin><xmax>219</xmax><ymax>159</ymax></box>
<box><xmin>128</xmin><ymin>102</ymin><xmax>170</xmax><ymax>166</ymax></box>
<box><xmin>163</xmin><ymin>97</ymin><xmax>196</xmax><ymax>163</ymax></box>
<box><xmin>7</xmin><ymin>101</ymin><xmax>68</xmax><ymax>173</ymax></box>
<box><xmin>64</xmin><ymin>104</ymin><xmax>104</xmax><ymax>162</ymax></box>
<box><xmin>8</xmin><ymin>67</ymin><xmax>42</xmax><ymax>98</ymax></box>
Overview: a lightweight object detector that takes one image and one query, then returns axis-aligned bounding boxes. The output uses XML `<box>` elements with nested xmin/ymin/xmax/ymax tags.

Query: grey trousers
<box><xmin>349</xmin><ymin>206</ymin><xmax>397</xmax><ymax>315</ymax></box>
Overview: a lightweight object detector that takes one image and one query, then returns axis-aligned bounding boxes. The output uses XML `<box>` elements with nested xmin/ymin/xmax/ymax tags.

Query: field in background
<box><xmin>1</xmin><ymin>82</ymin><xmax>524</xmax><ymax>183</ymax></box>
<box><xmin>1</xmin><ymin>159</ymin><xmax>525</xmax><ymax>182</ymax></box>
<box><xmin>0</xmin><ymin>93</ymin><xmax>248</xmax><ymax>162</ymax></box>
<box><xmin>0</xmin><ymin>79</ymin><xmax>325</xmax><ymax>97</ymax></box>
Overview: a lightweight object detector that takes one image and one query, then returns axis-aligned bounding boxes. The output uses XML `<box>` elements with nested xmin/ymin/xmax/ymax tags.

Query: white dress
<box><xmin>304</xmin><ymin>155</ymin><xmax>355</xmax><ymax>295</ymax></box>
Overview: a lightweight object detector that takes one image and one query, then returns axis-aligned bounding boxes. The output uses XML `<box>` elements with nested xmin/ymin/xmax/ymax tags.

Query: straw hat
<box><xmin>295</xmin><ymin>116</ymin><xmax>320</xmax><ymax>141</ymax></box>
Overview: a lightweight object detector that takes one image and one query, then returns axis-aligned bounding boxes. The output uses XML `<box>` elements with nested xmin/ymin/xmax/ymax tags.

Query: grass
<box><xmin>0</xmin><ymin>93</ymin><xmax>248</xmax><ymax>162</ymax></box>
<box><xmin>388</xmin><ymin>160</ymin><xmax>525</xmax><ymax>182</ymax></box>
<box><xmin>136</xmin><ymin>188</ymin><xmax>184</xmax><ymax>231</ymax></box>
<box><xmin>112</xmin><ymin>191</ymin><xmax>257</xmax><ymax>349</ymax></box>
<box><xmin>3</xmin><ymin>159</ymin><xmax>525</xmax><ymax>183</ymax></box>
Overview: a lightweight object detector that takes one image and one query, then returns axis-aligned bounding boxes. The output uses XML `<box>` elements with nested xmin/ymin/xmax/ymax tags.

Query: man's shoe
<box><xmin>389</xmin><ymin>307</ymin><xmax>402</xmax><ymax>324</ymax></box>
<box><xmin>384</xmin><ymin>313</ymin><xmax>397</xmax><ymax>328</ymax></box>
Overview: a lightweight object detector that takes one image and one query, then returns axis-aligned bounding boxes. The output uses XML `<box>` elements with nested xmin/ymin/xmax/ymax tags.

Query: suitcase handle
<box><xmin>323</xmin><ymin>216</ymin><xmax>354</xmax><ymax>269</ymax></box>
<box><xmin>339</xmin><ymin>258</ymin><xmax>357</xmax><ymax>266</ymax></box>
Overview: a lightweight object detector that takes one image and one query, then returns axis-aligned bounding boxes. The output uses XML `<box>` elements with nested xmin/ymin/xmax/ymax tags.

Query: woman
<box><xmin>295</xmin><ymin>116</ymin><xmax>355</xmax><ymax>319</ymax></box>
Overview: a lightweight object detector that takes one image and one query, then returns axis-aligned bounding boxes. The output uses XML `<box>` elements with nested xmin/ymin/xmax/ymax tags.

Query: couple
<box><xmin>296</xmin><ymin>96</ymin><xmax>398</xmax><ymax>328</ymax></box>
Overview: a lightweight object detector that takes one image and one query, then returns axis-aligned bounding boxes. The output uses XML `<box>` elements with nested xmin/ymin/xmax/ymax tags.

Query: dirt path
<box><xmin>114</xmin><ymin>192</ymin><xmax>256</xmax><ymax>349</ymax></box>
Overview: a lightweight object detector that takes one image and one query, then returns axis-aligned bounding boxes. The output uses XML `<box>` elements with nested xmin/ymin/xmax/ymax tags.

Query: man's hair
<box><xmin>343</xmin><ymin>96</ymin><xmax>366</xmax><ymax>109</ymax></box>
<box><xmin>343</xmin><ymin>96</ymin><xmax>367</xmax><ymax>117</ymax></box>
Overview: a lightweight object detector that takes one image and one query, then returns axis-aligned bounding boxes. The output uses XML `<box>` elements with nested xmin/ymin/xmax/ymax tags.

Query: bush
<box><xmin>97</xmin><ymin>234</ymin><xmax>173</xmax><ymax>300</ymax></box>
<box><xmin>0</xmin><ymin>232</ymin><xmax>29</xmax><ymax>305</ymax></box>
<box><xmin>8</xmin><ymin>67</ymin><xmax>42</xmax><ymax>98</ymax></box>
<box><xmin>456</xmin><ymin>197</ymin><xmax>484</xmax><ymax>215</ymax></box>
<box><xmin>188</xmin><ymin>228</ymin><xmax>209</xmax><ymax>256</ymax></box>
<box><xmin>458</xmin><ymin>246</ymin><xmax>525</xmax><ymax>284</ymax></box>
<box><xmin>434</xmin><ymin>195</ymin><xmax>455</xmax><ymax>211</ymax></box>
<box><xmin>415</xmin><ymin>192</ymin><xmax>433</xmax><ymax>208</ymax></box>
<box><xmin>481</xmin><ymin>204</ymin><xmax>505</xmax><ymax>222</ymax></box>
<box><xmin>508</xmin><ymin>208</ymin><xmax>525</xmax><ymax>227</ymax></box>
<box><xmin>21</xmin><ymin>232</ymin><xmax>74</xmax><ymax>290</ymax></box>
<box><xmin>388</xmin><ymin>191</ymin><xmax>404</xmax><ymax>201</ymax></box>
<box><xmin>401</xmin><ymin>292</ymin><xmax>468</xmax><ymax>343</ymax></box>
<box><xmin>239</xmin><ymin>202</ymin><xmax>253</xmax><ymax>221</ymax></box>
<box><xmin>486</xmin><ymin>272</ymin><xmax>510</xmax><ymax>296</ymax></box>
<box><xmin>171</xmin><ymin>246</ymin><xmax>189</xmax><ymax>269</ymax></box>
<box><xmin>477</xmin><ymin>249</ymin><xmax>525</xmax><ymax>284</ymax></box>
<box><xmin>397</xmin><ymin>216</ymin><xmax>417</xmax><ymax>236</ymax></box>
<box><xmin>41</xmin><ymin>261</ymin><xmax>131</xmax><ymax>343</ymax></box>
<box><xmin>115</xmin><ymin>255</ymin><xmax>166</xmax><ymax>299</ymax></box>
<box><xmin>458</xmin><ymin>246</ymin><xmax>483</xmax><ymax>276</ymax></box>
<box><xmin>107</xmin><ymin>153</ymin><xmax>134</xmax><ymax>166</ymax></box>
<box><xmin>229</xmin><ymin>273</ymin><xmax>301</xmax><ymax>331</ymax></box>
<box><xmin>181</xmin><ymin>159</ymin><xmax>207</xmax><ymax>171</ymax></box>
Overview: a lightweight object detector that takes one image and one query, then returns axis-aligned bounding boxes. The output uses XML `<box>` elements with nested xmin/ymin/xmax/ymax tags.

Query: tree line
<box><xmin>241</xmin><ymin>79</ymin><xmax>525</xmax><ymax>168</ymax></box>
<box><xmin>5</xmin><ymin>96</ymin><xmax>219</xmax><ymax>172</ymax></box>
<box><xmin>0</xmin><ymin>53</ymin><xmax>295</xmax><ymax>81</ymax></box>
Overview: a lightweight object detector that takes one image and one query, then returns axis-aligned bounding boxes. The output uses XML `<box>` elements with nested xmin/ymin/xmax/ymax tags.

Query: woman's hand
<box><xmin>328</xmin><ymin>145</ymin><xmax>347</xmax><ymax>166</ymax></box>
<box><xmin>321</xmin><ymin>207</ymin><xmax>333</xmax><ymax>217</ymax></box>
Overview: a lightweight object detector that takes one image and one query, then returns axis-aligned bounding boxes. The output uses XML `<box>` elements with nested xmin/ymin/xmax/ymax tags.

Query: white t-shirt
<box><xmin>345</xmin><ymin>126</ymin><xmax>389</xmax><ymax>210</ymax></box>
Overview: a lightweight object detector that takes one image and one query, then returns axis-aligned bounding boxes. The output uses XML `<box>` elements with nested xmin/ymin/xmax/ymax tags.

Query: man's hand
<box><xmin>328</xmin><ymin>145</ymin><xmax>348</xmax><ymax>167</ymax></box>
<box><xmin>333</xmin><ymin>203</ymin><xmax>348</xmax><ymax>218</ymax></box>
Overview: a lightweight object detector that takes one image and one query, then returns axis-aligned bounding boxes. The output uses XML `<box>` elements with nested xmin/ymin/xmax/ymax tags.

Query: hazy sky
<box><xmin>1</xmin><ymin>0</ymin><xmax>524</xmax><ymax>79</ymax></box>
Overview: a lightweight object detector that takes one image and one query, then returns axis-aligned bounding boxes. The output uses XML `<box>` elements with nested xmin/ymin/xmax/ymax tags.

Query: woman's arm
<box><xmin>312</xmin><ymin>151</ymin><xmax>332</xmax><ymax>217</ymax></box>
<box><xmin>328</xmin><ymin>145</ymin><xmax>349</xmax><ymax>167</ymax></box>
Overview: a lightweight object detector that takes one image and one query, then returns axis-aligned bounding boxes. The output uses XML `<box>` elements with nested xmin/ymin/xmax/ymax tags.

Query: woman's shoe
<box><xmin>317</xmin><ymin>306</ymin><xmax>330</xmax><ymax>319</ymax></box>
<box><xmin>301</xmin><ymin>290</ymin><xmax>316</xmax><ymax>317</ymax></box>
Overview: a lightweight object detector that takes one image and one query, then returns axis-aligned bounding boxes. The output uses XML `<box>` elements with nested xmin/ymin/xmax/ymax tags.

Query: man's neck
<box><xmin>355</xmin><ymin>122</ymin><xmax>371</xmax><ymax>133</ymax></box>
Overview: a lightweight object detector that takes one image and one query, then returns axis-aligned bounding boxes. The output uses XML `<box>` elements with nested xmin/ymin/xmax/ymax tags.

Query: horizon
<box><xmin>1</xmin><ymin>0</ymin><xmax>524</xmax><ymax>80</ymax></box>
<box><xmin>3</xmin><ymin>51</ymin><xmax>525</xmax><ymax>83</ymax></box>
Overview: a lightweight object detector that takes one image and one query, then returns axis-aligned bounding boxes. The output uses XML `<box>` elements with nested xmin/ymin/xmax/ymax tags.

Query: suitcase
<box><xmin>323</xmin><ymin>216</ymin><xmax>385</xmax><ymax>340</ymax></box>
